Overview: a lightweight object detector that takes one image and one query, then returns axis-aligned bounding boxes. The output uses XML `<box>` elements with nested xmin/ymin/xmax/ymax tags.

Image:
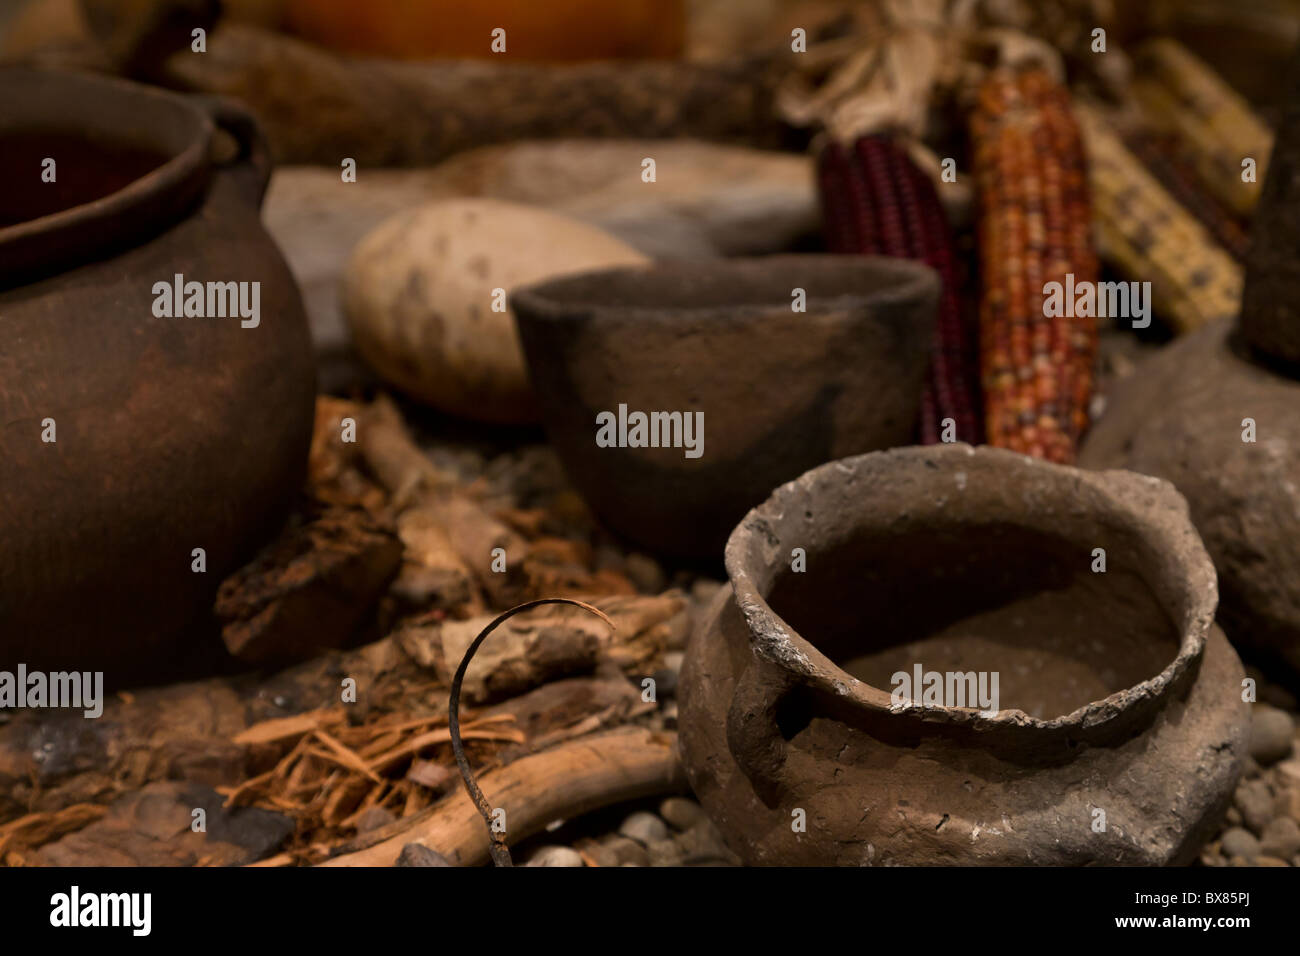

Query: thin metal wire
<box><xmin>447</xmin><ymin>598</ymin><xmax>615</xmax><ymax>867</ymax></box>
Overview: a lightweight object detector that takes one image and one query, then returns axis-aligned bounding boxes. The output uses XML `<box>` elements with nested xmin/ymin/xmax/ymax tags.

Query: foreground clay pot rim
<box><xmin>0</xmin><ymin>67</ymin><xmax>215</xmax><ymax>281</ymax></box>
<box><xmin>509</xmin><ymin>254</ymin><xmax>939</xmax><ymax>322</ymax></box>
<box><xmin>724</xmin><ymin>443</ymin><xmax>1218</xmax><ymax>735</ymax></box>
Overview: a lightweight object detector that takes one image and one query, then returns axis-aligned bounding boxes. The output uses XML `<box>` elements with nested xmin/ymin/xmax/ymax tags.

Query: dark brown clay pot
<box><xmin>511</xmin><ymin>256</ymin><xmax>938</xmax><ymax>558</ymax></box>
<box><xmin>0</xmin><ymin>68</ymin><xmax>315</xmax><ymax>679</ymax></box>
<box><xmin>678</xmin><ymin>444</ymin><xmax>1249</xmax><ymax>865</ymax></box>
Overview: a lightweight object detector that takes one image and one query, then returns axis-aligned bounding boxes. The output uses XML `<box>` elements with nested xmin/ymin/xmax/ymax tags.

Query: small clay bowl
<box><xmin>678</xmin><ymin>444</ymin><xmax>1249</xmax><ymax>865</ymax></box>
<box><xmin>511</xmin><ymin>255</ymin><xmax>939</xmax><ymax>558</ymax></box>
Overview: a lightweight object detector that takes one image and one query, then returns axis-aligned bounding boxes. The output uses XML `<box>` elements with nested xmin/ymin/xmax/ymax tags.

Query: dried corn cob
<box><xmin>1076</xmin><ymin>102</ymin><xmax>1243</xmax><ymax>334</ymax></box>
<box><xmin>818</xmin><ymin>135</ymin><xmax>982</xmax><ymax>444</ymax></box>
<box><xmin>972</xmin><ymin>66</ymin><xmax>1097</xmax><ymax>464</ymax></box>
<box><xmin>1123</xmin><ymin>128</ymin><xmax>1252</xmax><ymax>262</ymax></box>
<box><xmin>1132</xmin><ymin>39</ymin><xmax>1273</xmax><ymax>218</ymax></box>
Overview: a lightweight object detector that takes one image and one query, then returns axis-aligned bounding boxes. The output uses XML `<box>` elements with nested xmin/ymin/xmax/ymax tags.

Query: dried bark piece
<box><xmin>391</xmin><ymin>507</ymin><xmax>481</xmax><ymax>612</ymax></box>
<box><xmin>34</xmin><ymin>782</ymin><xmax>294</xmax><ymax>867</ymax></box>
<box><xmin>215</xmin><ymin>505</ymin><xmax>403</xmax><ymax>666</ymax></box>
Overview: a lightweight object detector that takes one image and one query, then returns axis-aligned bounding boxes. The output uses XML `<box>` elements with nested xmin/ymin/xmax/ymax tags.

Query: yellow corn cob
<box><xmin>1075</xmin><ymin>102</ymin><xmax>1243</xmax><ymax>335</ymax></box>
<box><xmin>1132</xmin><ymin>39</ymin><xmax>1273</xmax><ymax>217</ymax></box>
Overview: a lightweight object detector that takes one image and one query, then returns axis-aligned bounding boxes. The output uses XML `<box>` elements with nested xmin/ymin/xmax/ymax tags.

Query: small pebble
<box><xmin>395</xmin><ymin>843</ymin><xmax>453</xmax><ymax>867</ymax></box>
<box><xmin>1234</xmin><ymin>778</ymin><xmax>1275</xmax><ymax>833</ymax></box>
<box><xmin>1225</xmin><ymin>806</ymin><xmax>1243</xmax><ymax>826</ymax></box>
<box><xmin>676</xmin><ymin>821</ymin><xmax>741</xmax><ymax>865</ymax></box>
<box><xmin>1259</xmin><ymin>816</ymin><xmax>1300</xmax><ymax>858</ymax></box>
<box><xmin>659</xmin><ymin>796</ymin><xmax>709</xmax><ymax>832</ymax></box>
<box><xmin>1247</xmin><ymin>666</ymin><xmax>1299</xmax><ymax>711</ymax></box>
<box><xmin>593</xmin><ymin>834</ymin><xmax>649</xmax><ymax>867</ymax></box>
<box><xmin>524</xmin><ymin>845</ymin><xmax>585</xmax><ymax>867</ymax></box>
<box><xmin>593</xmin><ymin>545</ymin><xmax>626</xmax><ymax>573</ymax></box>
<box><xmin>1254</xmin><ymin>856</ymin><xmax>1291</xmax><ymax>867</ymax></box>
<box><xmin>1260</xmin><ymin>684</ymin><xmax>1298</xmax><ymax>711</ymax></box>
<box><xmin>1276</xmin><ymin>758</ymin><xmax>1300</xmax><ymax>787</ymax></box>
<box><xmin>1273</xmin><ymin>784</ymin><xmax>1300</xmax><ymax>821</ymax></box>
<box><xmin>690</xmin><ymin>578</ymin><xmax>724</xmax><ymax>606</ymax></box>
<box><xmin>1220</xmin><ymin>826</ymin><xmax>1261</xmax><ymax>859</ymax></box>
<box><xmin>662</xmin><ymin>608</ymin><xmax>691</xmax><ymax>651</ymax></box>
<box><xmin>354</xmin><ymin>806</ymin><xmax>397</xmax><ymax>833</ymax></box>
<box><xmin>662</xmin><ymin>651</ymin><xmax>684</xmax><ymax>672</ymax></box>
<box><xmin>1249</xmin><ymin>705</ymin><xmax>1295</xmax><ymax>766</ymax></box>
<box><xmin>619</xmin><ymin>811</ymin><xmax>670</xmax><ymax>846</ymax></box>
<box><xmin>625</xmin><ymin>553</ymin><xmax>666</xmax><ymax>594</ymax></box>
<box><xmin>647</xmin><ymin>838</ymin><xmax>683</xmax><ymax>866</ymax></box>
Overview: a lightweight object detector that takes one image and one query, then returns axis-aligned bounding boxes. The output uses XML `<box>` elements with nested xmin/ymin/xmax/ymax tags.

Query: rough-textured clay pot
<box><xmin>678</xmin><ymin>444</ymin><xmax>1248</xmax><ymax>865</ymax></box>
<box><xmin>0</xmin><ymin>69</ymin><xmax>315</xmax><ymax>679</ymax></box>
<box><xmin>512</xmin><ymin>256</ymin><xmax>938</xmax><ymax>558</ymax></box>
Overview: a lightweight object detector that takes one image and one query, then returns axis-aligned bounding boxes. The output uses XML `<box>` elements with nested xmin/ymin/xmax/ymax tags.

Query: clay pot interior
<box><xmin>765</xmin><ymin>523</ymin><xmax>1180</xmax><ymax>720</ymax></box>
<box><xmin>0</xmin><ymin>70</ymin><xmax>207</xmax><ymax>227</ymax></box>
<box><xmin>0</xmin><ymin>70</ymin><xmax>218</xmax><ymax>283</ymax></box>
<box><xmin>511</xmin><ymin>254</ymin><xmax>933</xmax><ymax>316</ymax></box>
<box><xmin>0</xmin><ymin>131</ymin><xmax>173</xmax><ymax>227</ymax></box>
<box><xmin>727</xmin><ymin>446</ymin><xmax>1213</xmax><ymax>730</ymax></box>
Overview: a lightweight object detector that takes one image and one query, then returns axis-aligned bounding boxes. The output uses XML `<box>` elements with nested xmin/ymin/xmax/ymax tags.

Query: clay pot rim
<box><xmin>723</xmin><ymin>443</ymin><xmax>1217</xmax><ymax>736</ymax></box>
<box><xmin>510</xmin><ymin>254</ymin><xmax>939</xmax><ymax>324</ymax></box>
<box><xmin>0</xmin><ymin>67</ymin><xmax>213</xmax><ymax>278</ymax></box>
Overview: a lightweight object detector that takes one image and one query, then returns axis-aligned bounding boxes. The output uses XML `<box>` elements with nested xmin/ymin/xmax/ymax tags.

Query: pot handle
<box><xmin>199</xmin><ymin>96</ymin><xmax>272</xmax><ymax>207</ymax></box>
<box><xmin>725</xmin><ymin>652</ymin><xmax>798</xmax><ymax>805</ymax></box>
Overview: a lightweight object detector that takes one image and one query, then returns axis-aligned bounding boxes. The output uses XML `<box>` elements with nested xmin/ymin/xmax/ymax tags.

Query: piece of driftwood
<box><xmin>422</xmin><ymin>492</ymin><xmax>531</xmax><ymax>607</ymax></box>
<box><xmin>398</xmin><ymin>593</ymin><xmax>686</xmax><ymax>703</ymax></box>
<box><xmin>318</xmin><ymin>728</ymin><xmax>685</xmax><ymax>866</ymax></box>
<box><xmin>160</xmin><ymin>23</ymin><xmax>787</xmax><ymax>165</ymax></box>
<box><xmin>357</xmin><ymin>395</ymin><xmax>455</xmax><ymax>507</ymax></box>
<box><xmin>357</xmin><ymin>395</ymin><xmax>530</xmax><ymax>605</ymax></box>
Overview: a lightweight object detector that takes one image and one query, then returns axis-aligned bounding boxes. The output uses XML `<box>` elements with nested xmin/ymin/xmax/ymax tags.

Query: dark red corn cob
<box><xmin>818</xmin><ymin>136</ymin><xmax>982</xmax><ymax>444</ymax></box>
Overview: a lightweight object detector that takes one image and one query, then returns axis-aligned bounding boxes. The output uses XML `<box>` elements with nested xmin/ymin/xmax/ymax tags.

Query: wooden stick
<box><xmin>316</xmin><ymin>728</ymin><xmax>685</xmax><ymax>867</ymax></box>
<box><xmin>162</xmin><ymin>23</ymin><xmax>785</xmax><ymax>165</ymax></box>
<box><xmin>357</xmin><ymin>394</ymin><xmax>456</xmax><ymax>508</ymax></box>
